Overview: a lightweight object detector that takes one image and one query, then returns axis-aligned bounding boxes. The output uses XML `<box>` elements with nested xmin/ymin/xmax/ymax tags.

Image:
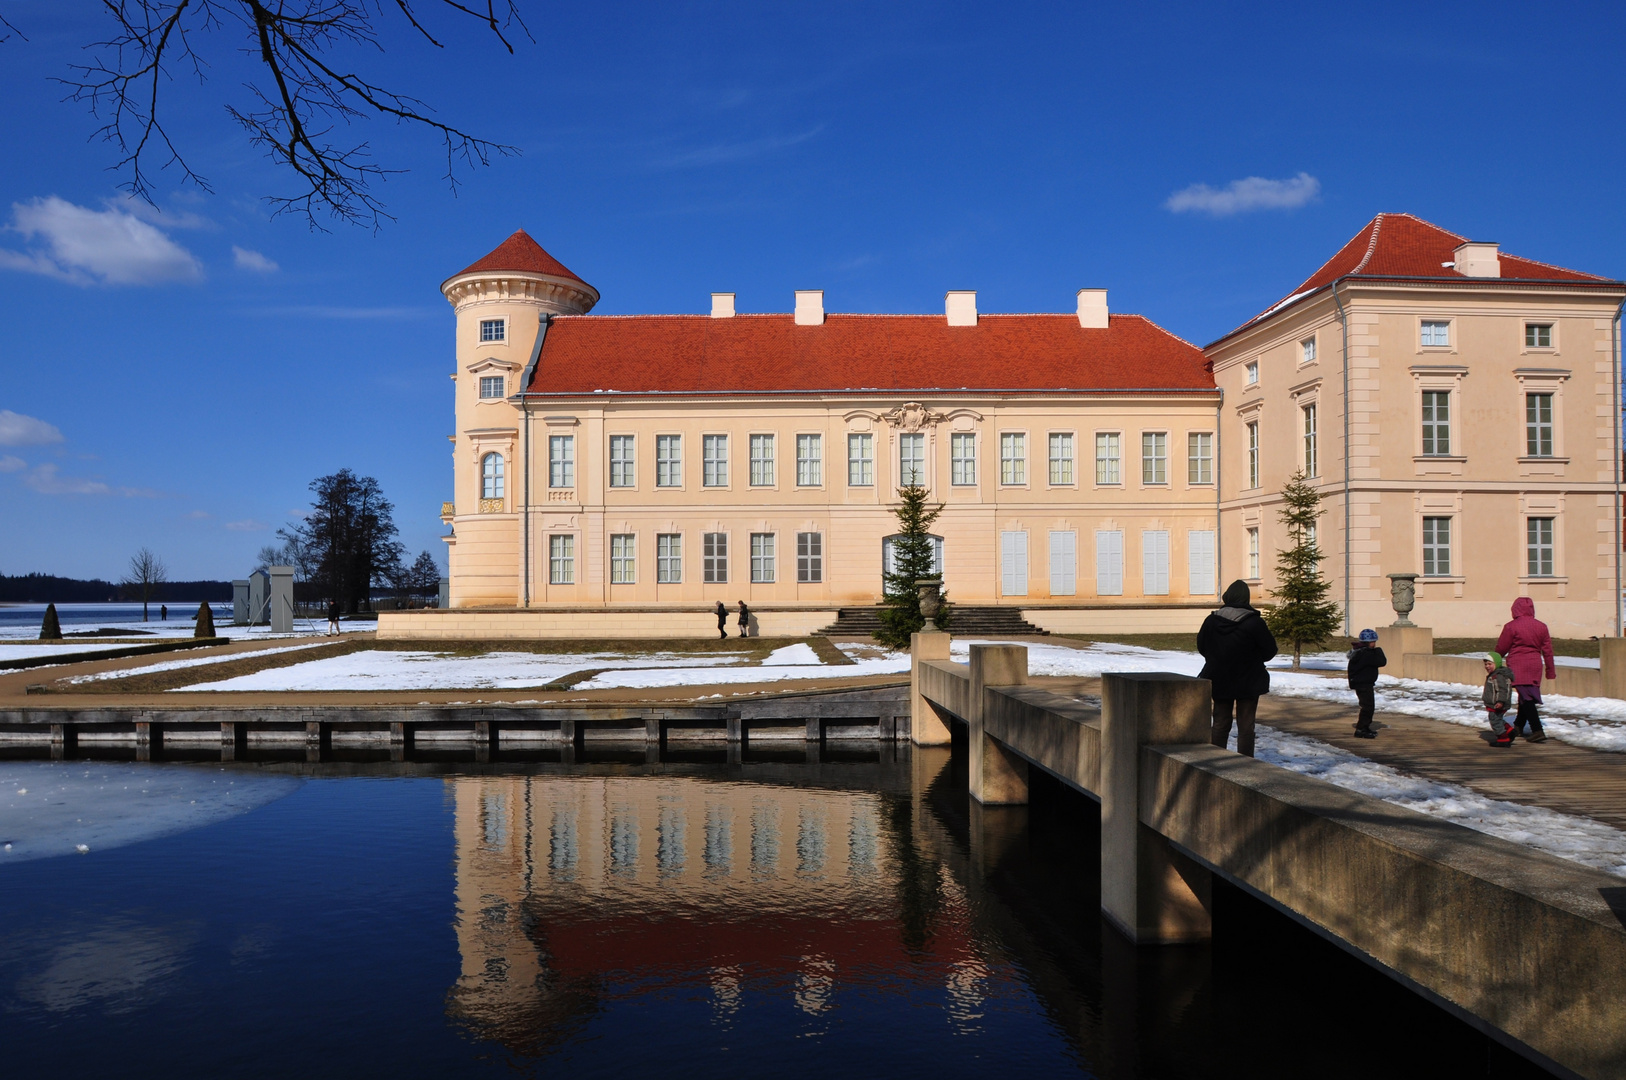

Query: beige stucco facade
<box><xmin>1209</xmin><ymin>277</ymin><xmax>1625</xmax><ymax>638</ymax></box>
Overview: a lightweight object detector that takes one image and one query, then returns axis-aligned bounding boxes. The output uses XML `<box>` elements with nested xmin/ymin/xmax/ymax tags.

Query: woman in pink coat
<box><xmin>1494</xmin><ymin>597</ymin><xmax>1556</xmax><ymax>742</ymax></box>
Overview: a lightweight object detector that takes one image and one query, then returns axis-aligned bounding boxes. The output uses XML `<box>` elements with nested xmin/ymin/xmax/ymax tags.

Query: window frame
<box><xmin>950</xmin><ymin>432</ymin><xmax>977</xmax><ymax>486</ymax></box>
<box><xmin>1524</xmin><ymin>323</ymin><xmax>1554</xmax><ymax>350</ymax></box>
<box><xmin>1048</xmin><ymin>432</ymin><xmax>1075</xmax><ymax>486</ymax></box>
<box><xmin>1419</xmin><ymin>319</ymin><xmax>1452</xmax><ymax>349</ymax></box>
<box><xmin>1525</xmin><ymin>392</ymin><xmax>1555</xmax><ymax>458</ymax></box>
<box><xmin>1300</xmin><ymin>337</ymin><xmax>1317</xmax><ymax>365</ymax></box>
<box><xmin>609</xmin><ymin>434</ymin><xmax>635</xmax><ymax>489</ymax></box>
<box><xmin>748</xmin><ymin>433</ymin><xmax>775</xmax><ymax>487</ymax></box>
<box><xmin>481</xmin><ymin>452</ymin><xmax>505</xmax><ymax>500</ymax></box>
<box><xmin>899</xmin><ymin>432</ymin><xmax>926</xmax><ymax>487</ymax></box>
<box><xmin>609</xmin><ymin>533</ymin><xmax>637</xmax><ymax>585</ymax></box>
<box><xmin>656</xmin><ymin>533</ymin><xmax>682</xmax><ymax>584</ymax></box>
<box><xmin>655</xmin><ymin>434</ymin><xmax>683</xmax><ymax>488</ymax></box>
<box><xmin>1187</xmin><ymin>431</ymin><xmax>1213</xmax><ymax>485</ymax></box>
<box><xmin>1420</xmin><ymin>390</ymin><xmax>1451</xmax><ymax>456</ymax></box>
<box><xmin>1094</xmin><ymin>431</ymin><xmax>1121</xmax><ymax>485</ymax></box>
<box><xmin>848</xmin><ymin>433</ymin><xmax>875</xmax><ymax>487</ymax></box>
<box><xmin>548</xmin><ymin>434</ymin><xmax>575</xmax><ymax>489</ymax></box>
<box><xmin>478</xmin><ymin>375</ymin><xmax>505</xmax><ymax>400</ymax></box>
<box><xmin>999</xmin><ymin>432</ymin><xmax>1027</xmax><ymax>486</ymax></box>
<box><xmin>1526</xmin><ymin>517</ymin><xmax>1555</xmax><ymax>578</ymax></box>
<box><xmin>749</xmin><ymin>532</ymin><xmax>776</xmax><ymax>584</ymax></box>
<box><xmin>795</xmin><ymin>433</ymin><xmax>823</xmax><ymax>487</ymax></box>
<box><xmin>702</xmin><ymin>532</ymin><xmax>729</xmax><ymax>583</ymax></box>
<box><xmin>703</xmin><ymin>434</ymin><xmax>730</xmax><ymax>488</ymax></box>
<box><xmin>1246</xmin><ymin>527</ymin><xmax>1260</xmax><ymax>580</ymax></box>
<box><xmin>797</xmin><ymin>532</ymin><xmax>823</xmax><ymax>583</ymax></box>
<box><xmin>1244</xmin><ymin>361</ymin><xmax>1259</xmax><ymax>386</ymax></box>
<box><xmin>1301</xmin><ymin>404</ymin><xmax>1318</xmax><ymax>478</ymax></box>
<box><xmin>1421</xmin><ymin>516</ymin><xmax>1452</xmax><ymax>577</ymax></box>
<box><xmin>548</xmin><ymin>534</ymin><xmax>575</xmax><ymax>585</ymax></box>
<box><xmin>1141</xmin><ymin>431</ymin><xmax>1167</xmax><ymax>485</ymax></box>
<box><xmin>1246</xmin><ymin>422</ymin><xmax>1260</xmax><ymax>490</ymax></box>
<box><xmin>478</xmin><ymin>317</ymin><xmax>507</xmax><ymax>344</ymax></box>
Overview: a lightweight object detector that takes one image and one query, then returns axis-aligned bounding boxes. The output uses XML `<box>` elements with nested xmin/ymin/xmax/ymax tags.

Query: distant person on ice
<box><xmin>1495</xmin><ymin>597</ymin><xmax>1555</xmax><ymax>743</ymax></box>
<box><xmin>160</xmin><ymin>604</ymin><xmax>168</xmax><ymax>621</ymax></box>
<box><xmin>737</xmin><ymin>601</ymin><xmax>751</xmax><ymax>638</ymax></box>
<box><xmin>1483</xmin><ymin>651</ymin><xmax>1516</xmax><ymax>747</ymax></box>
<box><xmin>1197</xmin><ymin>580</ymin><xmax>1278</xmax><ymax>757</ymax></box>
<box><xmin>1346</xmin><ymin>629</ymin><xmax>1386</xmax><ymax>739</ymax></box>
<box><xmin>715</xmin><ymin>601</ymin><xmax>728</xmax><ymax>640</ymax></box>
<box><xmin>327</xmin><ymin>600</ymin><xmax>341</xmax><ymax>637</ymax></box>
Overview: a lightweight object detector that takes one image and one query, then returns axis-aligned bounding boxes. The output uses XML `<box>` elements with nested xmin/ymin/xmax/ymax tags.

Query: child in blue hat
<box><xmin>1346</xmin><ymin>629</ymin><xmax>1386</xmax><ymax>738</ymax></box>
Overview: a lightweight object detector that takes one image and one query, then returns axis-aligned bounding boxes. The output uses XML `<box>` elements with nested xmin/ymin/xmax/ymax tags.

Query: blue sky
<box><xmin>1</xmin><ymin>1</ymin><xmax>1622</xmax><ymax>581</ymax></box>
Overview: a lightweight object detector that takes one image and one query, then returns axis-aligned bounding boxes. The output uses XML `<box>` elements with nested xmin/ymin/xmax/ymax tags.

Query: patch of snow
<box><xmin>576</xmin><ymin>654</ymin><xmax>910</xmax><ymax>690</ymax></box>
<box><xmin>1255</xmin><ymin>727</ymin><xmax>1626</xmax><ymax>878</ymax></box>
<box><xmin>762</xmin><ymin>643</ymin><xmax>822</xmax><ymax>666</ymax></box>
<box><xmin>0</xmin><ymin>762</ymin><xmax>302</xmax><ymax>863</ymax></box>
<box><xmin>63</xmin><ymin>642</ymin><xmax>332</xmax><ymax>684</ymax></box>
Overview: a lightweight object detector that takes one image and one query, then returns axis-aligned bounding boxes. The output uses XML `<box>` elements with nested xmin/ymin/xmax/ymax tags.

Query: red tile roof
<box><xmin>454</xmin><ymin>229</ymin><xmax>591</xmax><ymax>286</ymax></box>
<box><xmin>521</xmin><ymin>313</ymin><xmax>1215</xmax><ymax>397</ymax></box>
<box><xmin>1218</xmin><ymin>213</ymin><xmax>1619</xmax><ymax>344</ymax></box>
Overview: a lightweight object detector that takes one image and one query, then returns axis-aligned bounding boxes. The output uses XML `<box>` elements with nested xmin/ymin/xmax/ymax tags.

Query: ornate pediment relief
<box><xmin>881</xmin><ymin>402</ymin><xmax>946</xmax><ymax>433</ymax></box>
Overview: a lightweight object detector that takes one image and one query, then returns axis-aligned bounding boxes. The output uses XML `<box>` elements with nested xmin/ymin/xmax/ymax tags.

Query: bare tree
<box><xmin>54</xmin><ymin>1</ymin><xmax>529</xmax><ymax>230</ymax></box>
<box><xmin>121</xmin><ymin>547</ymin><xmax>169</xmax><ymax>622</ymax></box>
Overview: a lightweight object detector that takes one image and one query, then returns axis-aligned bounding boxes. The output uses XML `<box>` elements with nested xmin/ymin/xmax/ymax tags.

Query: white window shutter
<box><xmin>1143</xmin><ymin>530</ymin><xmax>1170</xmax><ymax>595</ymax></box>
<box><xmin>1049</xmin><ymin>530</ymin><xmax>1076</xmax><ymax>596</ymax></box>
<box><xmin>1188</xmin><ymin>530</ymin><xmax>1216</xmax><ymax>596</ymax></box>
<box><xmin>1095</xmin><ymin>530</ymin><xmax>1123</xmax><ymax>596</ymax></box>
<box><xmin>1000</xmin><ymin>531</ymin><xmax>1028</xmax><ymax>596</ymax></box>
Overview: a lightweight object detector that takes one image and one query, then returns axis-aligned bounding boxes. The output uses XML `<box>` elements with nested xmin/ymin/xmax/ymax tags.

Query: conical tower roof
<box><xmin>455</xmin><ymin>229</ymin><xmax>591</xmax><ymax>287</ymax></box>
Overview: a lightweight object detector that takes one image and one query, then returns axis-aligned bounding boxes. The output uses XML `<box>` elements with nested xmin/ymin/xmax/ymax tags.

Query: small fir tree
<box><xmin>1264</xmin><ymin>470</ymin><xmax>1343</xmax><ymax>670</ymax></box>
<box><xmin>39</xmin><ymin>602</ymin><xmax>62</xmax><ymax>641</ymax></box>
<box><xmin>875</xmin><ymin>484</ymin><xmax>952</xmax><ymax>649</ymax></box>
<box><xmin>194</xmin><ymin>600</ymin><xmax>217</xmax><ymax>639</ymax></box>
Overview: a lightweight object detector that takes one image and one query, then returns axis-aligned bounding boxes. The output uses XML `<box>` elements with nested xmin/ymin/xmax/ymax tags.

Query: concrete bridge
<box><xmin>908</xmin><ymin>632</ymin><xmax>1626</xmax><ymax>1080</ymax></box>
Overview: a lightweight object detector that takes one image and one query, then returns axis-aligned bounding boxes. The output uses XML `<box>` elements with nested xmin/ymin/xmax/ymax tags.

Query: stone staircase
<box><xmin>815</xmin><ymin>605</ymin><xmax>1047</xmax><ymax>638</ymax></box>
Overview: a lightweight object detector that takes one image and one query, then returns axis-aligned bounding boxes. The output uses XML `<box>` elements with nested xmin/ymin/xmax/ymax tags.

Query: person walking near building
<box><xmin>327</xmin><ymin>600</ymin><xmax>341</xmax><ymax>637</ymax></box>
<box><xmin>1483</xmin><ymin>651</ymin><xmax>1516</xmax><ymax>747</ymax></box>
<box><xmin>715</xmin><ymin>601</ymin><xmax>728</xmax><ymax>640</ymax></box>
<box><xmin>1495</xmin><ymin>598</ymin><xmax>1556</xmax><ymax>742</ymax></box>
<box><xmin>1197</xmin><ymin>580</ymin><xmax>1278</xmax><ymax>757</ymax></box>
<box><xmin>737</xmin><ymin>601</ymin><xmax>751</xmax><ymax>638</ymax></box>
<box><xmin>1346</xmin><ymin>629</ymin><xmax>1386</xmax><ymax>739</ymax></box>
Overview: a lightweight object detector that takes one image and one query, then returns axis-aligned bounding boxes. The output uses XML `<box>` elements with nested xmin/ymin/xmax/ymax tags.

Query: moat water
<box><xmin>0</xmin><ymin>743</ymin><xmax>1551</xmax><ymax>1078</ymax></box>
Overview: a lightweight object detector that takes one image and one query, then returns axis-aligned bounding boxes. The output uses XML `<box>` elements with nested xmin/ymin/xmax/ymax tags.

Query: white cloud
<box><xmin>0</xmin><ymin>196</ymin><xmax>203</xmax><ymax>285</ymax></box>
<box><xmin>0</xmin><ymin>454</ymin><xmax>25</xmax><ymax>472</ymax></box>
<box><xmin>1165</xmin><ymin>172</ymin><xmax>1321</xmax><ymax>216</ymax></box>
<box><xmin>21</xmin><ymin>462</ymin><xmax>157</xmax><ymax>497</ymax></box>
<box><xmin>114</xmin><ymin>194</ymin><xmax>215</xmax><ymax>231</ymax></box>
<box><xmin>0</xmin><ymin>410</ymin><xmax>64</xmax><ymax>446</ymax></box>
<box><xmin>232</xmin><ymin>246</ymin><xmax>278</xmax><ymax>273</ymax></box>
<box><xmin>224</xmin><ymin>519</ymin><xmax>268</xmax><ymax>532</ymax></box>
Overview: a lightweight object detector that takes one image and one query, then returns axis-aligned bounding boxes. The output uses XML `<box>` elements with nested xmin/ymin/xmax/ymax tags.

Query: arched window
<box><xmin>481</xmin><ymin>453</ymin><xmax>505</xmax><ymax>500</ymax></box>
<box><xmin>882</xmin><ymin>534</ymin><xmax>944</xmax><ymax>578</ymax></box>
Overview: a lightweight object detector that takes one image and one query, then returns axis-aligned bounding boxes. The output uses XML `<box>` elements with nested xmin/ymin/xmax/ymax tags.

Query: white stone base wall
<box><xmin>1021</xmin><ymin>606</ymin><xmax>1210</xmax><ymax>635</ymax></box>
<box><xmin>1350</xmin><ymin>599</ymin><xmax>1615</xmax><ymax>640</ymax></box>
<box><xmin>378</xmin><ymin>608</ymin><xmax>840</xmax><ymax>640</ymax></box>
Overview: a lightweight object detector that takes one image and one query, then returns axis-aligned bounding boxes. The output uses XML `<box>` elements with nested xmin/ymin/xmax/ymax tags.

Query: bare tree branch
<box><xmin>58</xmin><ymin>1</ymin><xmax>528</xmax><ymax>230</ymax></box>
<box><xmin>0</xmin><ymin>13</ymin><xmax>27</xmax><ymax>43</ymax></box>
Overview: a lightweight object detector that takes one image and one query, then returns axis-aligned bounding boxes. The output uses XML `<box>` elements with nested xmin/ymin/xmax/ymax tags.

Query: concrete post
<box><xmin>248</xmin><ymin>570</ymin><xmax>270</xmax><ymax>625</ymax></box>
<box><xmin>968</xmin><ymin>644</ymin><xmax>1030</xmax><ymax>805</ymax></box>
<box><xmin>1374</xmin><ymin>625</ymin><xmax>1432</xmax><ymax>680</ymax></box>
<box><xmin>910</xmin><ymin>631</ymin><xmax>954</xmax><ymax>745</ymax></box>
<box><xmin>1100</xmin><ymin>672</ymin><xmax>1214</xmax><ymax>944</ymax></box>
<box><xmin>232</xmin><ymin>580</ymin><xmax>250</xmax><ymax>625</ymax></box>
<box><xmin>269</xmin><ymin>566</ymin><xmax>295</xmax><ymax>633</ymax></box>
<box><xmin>438</xmin><ymin>579</ymin><xmax>450</xmax><ymax>609</ymax></box>
<box><xmin>1601</xmin><ymin>637</ymin><xmax>1626</xmax><ymax>701</ymax></box>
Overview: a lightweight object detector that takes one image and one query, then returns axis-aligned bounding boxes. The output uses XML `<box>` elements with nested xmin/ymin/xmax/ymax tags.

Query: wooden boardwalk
<box><xmin>1033</xmin><ymin>673</ymin><xmax>1626</xmax><ymax>832</ymax></box>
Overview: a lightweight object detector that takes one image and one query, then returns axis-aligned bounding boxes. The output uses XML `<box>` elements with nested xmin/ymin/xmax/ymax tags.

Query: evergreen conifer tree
<box><xmin>1265</xmin><ymin>470</ymin><xmax>1342</xmax><ymax>670</ymax></box>
<box><xmin>876</xmin><ymin>484</ymin><xmax>952</xmax><ymax>649</ymax></box>
<box><xmin>39</xmin><ymin>602</ymin><xmax>62</xmax><ymax>641</ymax></box>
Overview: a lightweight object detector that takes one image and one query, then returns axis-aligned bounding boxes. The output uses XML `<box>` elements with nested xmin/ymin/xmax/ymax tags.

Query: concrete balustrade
<box><xmin>909</xmin><ymin>641</ymin><xmax>1626</xmax><ymax>1079</ymax></box>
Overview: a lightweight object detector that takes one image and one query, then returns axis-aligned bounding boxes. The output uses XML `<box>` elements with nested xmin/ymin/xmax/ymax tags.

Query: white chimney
<box><xmin>794</xmin><ymin>290</ymin><xmax>825</xmax><ymax>326</ymax></box>
<box><xmin>1076</xmin><ymin>288</ymin><xmax>1108</xmax><ymax>328</ymax></box>
<box><xmin>945</xmin><ymin>290</ymin><xmax>977</xmax><ymax>327</ymax></box>
<box><xmin>1453</xmin><ymin>241</ymin><xmax>1500</xmax><ymax>278</ymax></box>
<box><xmin>711</xmin><ymin>292</ymin><xmax>736</xmax><ymax>318</ymax></box>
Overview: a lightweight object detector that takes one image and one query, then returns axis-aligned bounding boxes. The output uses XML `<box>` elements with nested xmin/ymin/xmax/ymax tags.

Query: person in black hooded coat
<box><xmin>1197</xmin><ymin>579</ymin><xmax>1278</xmax><ymax>757</ymax></box>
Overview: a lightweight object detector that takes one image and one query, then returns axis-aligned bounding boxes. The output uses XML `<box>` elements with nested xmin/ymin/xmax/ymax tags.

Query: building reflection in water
<box><xmin>445</xmin><ymin>773</ymin><xmax>990</xmax><ymax>1057</ymax></box>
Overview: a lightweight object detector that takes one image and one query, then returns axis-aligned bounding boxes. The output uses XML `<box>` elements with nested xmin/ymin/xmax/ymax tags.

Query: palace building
<box><xmin>380</xmin><ymin>218</ymin><xmax>1624</xmax><ymax>640</ymax></box>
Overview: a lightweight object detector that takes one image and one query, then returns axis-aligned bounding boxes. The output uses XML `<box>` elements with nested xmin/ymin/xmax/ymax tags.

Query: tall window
<box><xmin>656</xmin><ymin>534</ymin><xmax>681</xmax><ymax>583</ymax></box>
<box><xmin>1048</xmin><ymin>433</ymin><xmax>1074</xmax><ymax>485</ymax></box>
<box><xmin>1525</xmin><ymin>393</ymin><xmax>1554</xmax><ymax>457</ymax></box>
<box><xmin>750</xmin><ymin>533</ymin><xmax>775</xmax><ymax>583</ymax></box>
<box><xmin>1000</xmin><ymin>433</ymin><xmax>1026</xmax><ymax>485</ymax></box>
<box><xmin>549</xmin><ymin>535</ymin><xmax>574</xmax><ymax>584</ymax></box>
<box><xmin>1525</xmin><ymin>323</ymin><xmax>1553</xmax><ymax>348</ymax></box>
<box><xmin>1421</xmin><ymin>320</ymin><xmax>1450</xmax><ymax>347</ymax></box>
<box><xmin>1245</xmin><ymin>361</ymin><xmax>1259</xmax><ymax>385</ymax></box>
<box><xmin>656</xmin><ymin>435</ymin><xmax>682</xmax><ymax>487</ymax></box>
<box><xmin>1095</xmin><ymin>433</ymin><xmax>1120</xmax><ymax>484</ymax></box>
<box><xmin>1247</xmin><ymin>527</ymin><xmax>1260</xmax><ymax>579</ymax></box>
<box><xmin>951</xmin><ymin>433</ymin><xmax>976</xmax><ymax>486</ymax></box>
<box><xmin>797</xmin><ymin>533</ymin><xmax>823</xmax><ymax>583</ymax></box>
<box><xmin>1301</xmin><ymin>337</ymin><xmax>1317</xmax><ymax>364</ymax></box>
<box><xmin>478</xmin><ymin>375</ymin><xmax>504</xmax><ymax>399</ymax></box>
<box><xmin>749</xmin><ymin>434</ymin><xmax>774</xmax><ymax>486</ymax></box>
<box><xmin>899</xmin><ymin>433</ymin><xmax>926</xmax><ymax>486</ymax></box>
<box><xmin>703</xmin><ymin>435</ymin><xmax>729</xmax><ymax>487</ymax></box>
<box><xmin>1527</xmin><ymin>518</ymin><xmax>1555</xmax><ymax>577</ymax></box>
<box><xmin>1246</xmin><ymin>422</ymin><xmax>1260</xmax><ymax>489</ymax></box>
<box><xmin>1302</xmin><ymin>405</ymin><xmax>1318</xmax><ymax>477</ymax></box>
<box><xmin>481</xmin><ymin>452</ymin><xmax>504</xmax><ymax>499</ymax></box>
<box><xmin>848</xmin><ymin>433</ymin><xmax>874</xmax><ymax>486</ymax></box>
<box><xmin>703</xmin><ymin>533</ymin><xmax>728</xmax><ymax>583</ymax></box>
<box><xmin>1421</xmin><ymin>391</ymin><xmax>1451</xmax><ymax>455</ymax></box>
<box><xmin>609</xmin><ymin>435</ymin><xmax>635</xmax><ymax>488</ymax></box>
<box><xmin>479</xmin><ymin>318</ymin><xmax>505</xmax><ymax>342</ymax></box>
<box><xmin>610</xmin><ymin>534</ymin><xmax>636</xmax><ymax>584</ymax></box>
<box><xmin>796</xmin><ymin>434</ymin><xmax>822</xmax><ymax>486</ymax></box>
<box><xmin>1141</xmin><ymin>432</ymin><xmax>1166</xmax><ymax>484</ymax></box>
<box><xmin>1422</xmin><ymin>517</ymin><xmax>1452</xmax><ymax>577</ymax></box>
<box><xmin>549</xmin><ymin>435</ymin><xmax>574</xmax><ymax>488</ymax></box>
<box><xmin>1188</xmin><ymin>432</ymin><xmax>1213</xmax><ymax>484</ymax></box>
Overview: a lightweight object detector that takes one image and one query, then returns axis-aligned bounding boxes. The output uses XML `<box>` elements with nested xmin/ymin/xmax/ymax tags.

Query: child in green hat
<box><xmin>1483</xmin><ymin>652</ymin><xmax>1515</xmax><ymax>747</ymax></box>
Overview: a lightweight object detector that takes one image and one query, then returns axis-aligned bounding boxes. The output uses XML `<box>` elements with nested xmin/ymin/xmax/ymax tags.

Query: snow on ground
<box><xmin>574</xmin><ymin>652</ymin><xmax>911</xmax><ymax>690</ymax></box>
<box><xmin>0</xmin><ymin>604</ymin><xmax>370</xmax><ymax>643</ymax></box>
<box><xmin>1255</xmin><ymin>727</ymin><xmax>1626</xmax><ymax>878</ymax></box>
<box><xmin>0</xmin><ymin>762</ymin><xmax>302</xmax><ymax>863</ymax></box>
<box><xmin>0</xmin><ymin>643</ymin><xmax>137</xmax><ymax>662</ymax></box>
<box><xmin>62</xmin><ymin>643</ymin><xmax>332</xmax><ymax>684</ymax></box>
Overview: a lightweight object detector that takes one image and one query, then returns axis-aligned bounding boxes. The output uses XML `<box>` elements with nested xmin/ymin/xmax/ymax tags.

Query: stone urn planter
<box><xmin>916</xmin><ymin>579</ymin><xmax>943</xmax><ymax>622</ymax></box>
<box><xmin>1387</xmin><ymin>573</ymin><xmax>1418</xmax><ymax>627</ymax></box>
